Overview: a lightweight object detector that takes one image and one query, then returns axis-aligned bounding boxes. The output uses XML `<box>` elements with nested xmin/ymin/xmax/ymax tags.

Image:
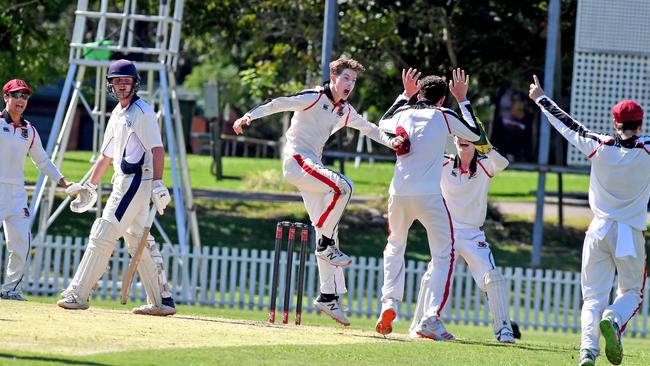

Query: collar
<box><xmin>615</xmin><ymin>134</ymin><xmax>643</xmax><ymax>149</ymax></box>
<box><xmin>414</xmin><ymin>98</ymin><xmax>437</xmax><ymax>109</ymax></box>
<box><xmin>323</xmin><ymin>83</ymin><xmax>347</xmax><ymax>106</ymax></box>
<box><xmin>118</xmin><ymin>94</ymin><xmax>140</xmax><ymax>112</ymax></box>
<box><xmin>1</xmin><ymin>109</ymin><xmax>26</xmax><ymax>126</ymax></box>
<box><xmin>453</xmin><ymin>152</ymin><xmax>478</xmax><ymax>176</ymax></box>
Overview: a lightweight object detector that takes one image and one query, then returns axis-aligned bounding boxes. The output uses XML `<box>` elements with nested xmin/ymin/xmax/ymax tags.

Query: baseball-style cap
<box><xmin>612</xmin><ymin>100</ymin><xmax>643</xmax><ymax>123</ymax></box>
<box><xmin>2</xmin><ymin>79</ymin><xmax>33</xmax><ymax>95</ymax></box>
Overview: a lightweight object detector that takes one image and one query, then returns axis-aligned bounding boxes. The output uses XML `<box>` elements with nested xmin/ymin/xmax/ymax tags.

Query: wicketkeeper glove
<box><xmin>66</xmin><ymin>181</ymin><xmax>98</xmax><ymax>213</ymax></box>
<box><xmin>394</xmin><ymin>126</ymin><xmax>411</xmax><ymax>156</ymax></box>
<box><xmin>151</xmin><ymin>180</ymin><xmax>171</xmax><ymax>215</ymax></box>
<box><xmin>473</xmin><ymin>119</ymin><xmax>493</xmax><ymax>155</ymax></box>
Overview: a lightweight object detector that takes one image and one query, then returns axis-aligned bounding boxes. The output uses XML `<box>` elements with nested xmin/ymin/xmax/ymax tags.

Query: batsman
<box><xmin>57</xmin><ymin>59</ymin><xmax>176</xmax><ymax>316</ymax></box>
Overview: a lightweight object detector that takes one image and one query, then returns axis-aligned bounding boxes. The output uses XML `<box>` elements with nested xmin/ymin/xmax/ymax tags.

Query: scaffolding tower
<box><xmin>29</xmin><ymin>0</ymin><xmax>200</xmax><ymax>264</ymax></box>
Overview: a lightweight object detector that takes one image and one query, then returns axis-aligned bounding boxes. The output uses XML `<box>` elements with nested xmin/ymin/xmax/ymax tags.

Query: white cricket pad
<box><xmin>484</xmin><ymin>269</ymin><xmax>513</xmax><ymax>337</ymax></box>
<box><xmin>63</xmin><ymin>218</ymin><xmax>118</xmax><ymax>301</ymax></box>
<box><xmin>409</xmin><ymin>262</ymin><xmax>433</xmax><ymax>334</ymax></box>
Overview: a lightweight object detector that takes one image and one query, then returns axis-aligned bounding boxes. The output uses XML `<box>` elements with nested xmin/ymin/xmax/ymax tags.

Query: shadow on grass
<box><xmin>453</xmin><ymin>338</ymin><xmax>574</xmax><ymax>354</ymax></box>
<box><xmin>0</xmin><ymin>353</ymin><xmax>109</xmax><ymax>366</ymax></box>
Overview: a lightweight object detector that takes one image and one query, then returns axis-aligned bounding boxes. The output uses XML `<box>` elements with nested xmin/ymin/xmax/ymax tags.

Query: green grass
<box><xmin>25</xmin><ymin>151</ymin><xmax>590</xmax><ymax>199</ymax></box>
<box><xmin>2</xmin><ymin>296</ymin><xmax>649</xmax><ymax>366</ymax></box>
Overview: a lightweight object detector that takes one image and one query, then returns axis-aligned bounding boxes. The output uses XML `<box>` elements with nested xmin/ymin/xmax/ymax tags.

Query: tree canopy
<box><xmin>182</xmin><ymin>0</ymin><xmax>576</xmax><ymax>119</ymax></box>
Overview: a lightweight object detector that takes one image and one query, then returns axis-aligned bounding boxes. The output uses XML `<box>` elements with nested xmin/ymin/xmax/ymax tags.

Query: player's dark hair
<box><xmin>615</xmin><ymin>120</ymin><xmax>642</xmax><ymax>132</ymax></box>
<box><xmin>418</xmin><ymin>75</ymin><xmax>447</xmax><ymax>103</ymax></box>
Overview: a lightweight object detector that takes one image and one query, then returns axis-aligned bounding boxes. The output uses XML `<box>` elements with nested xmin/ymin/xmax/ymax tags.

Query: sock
<box><xmin>162</xmin><ymin>297</ymin><xmax>175</xmax><ymax>308</ymax></box>
<box><xmin>317</xmin><ymin>293</ymin><xmax>338</xmax><ymax>302</ymax></box>
<box><xmin>316</xmin><ymin>236</ymin><xmax>335</xmax><ymax>251</ymax></box>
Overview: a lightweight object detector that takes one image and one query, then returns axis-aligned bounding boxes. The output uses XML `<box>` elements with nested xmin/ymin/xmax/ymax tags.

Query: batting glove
<box><xmin>151</xmin><ymin>180</ymin><xmax>171</xmax><ymax>215</ymax></box>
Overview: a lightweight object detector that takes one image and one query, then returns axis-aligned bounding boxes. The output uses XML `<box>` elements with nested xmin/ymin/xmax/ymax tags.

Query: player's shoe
<box><xmin>600</xmin><ymin>311</ymin><xmax>623</xmax><ymax>365</ymax></box>
<box><xmin>315</xmin><ymin>245</ymin><xmax>352</xmax><ymax>267</ymax></box>
<box><xmin>375</xmin><ymin>300</ymin><xmax>398</xmax><ymax>335</ymax></box>
<box><xmin>0</xmin><ymin>291</ymin><xmax>27</xmax><ymax>301</ymax></box>
<box><xmin>132</xmin><ymin>303</ymin><xmax>176</xmax><ymax>316</ymax></box>
<box><xmin>495</xmin><ymin>326</ymin><xmax>516</xmax><ymax>344</ymax></box>
<box><xmin>414</xmin><ymin>316</ymin><xmax>455</xmax><ymax>341</ymax></box>
<box><xmin>313</xmin><ymin>297</ymin><xmax>350</xmax><ymax>326</ymax></box>
<box><xmin>579</xmin><ymin>348</ymin><xmax>597</xmax><ymax>366</ymax></box>
<box><xmin>57</xmin><ymin>294</ymin><xmax>90</xmax><ymax>310</ymax></box>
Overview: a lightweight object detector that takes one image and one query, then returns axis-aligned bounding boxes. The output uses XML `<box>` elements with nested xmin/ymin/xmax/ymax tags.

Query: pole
<box><xmin>531</xmin><ymin>0</ymin><xmax>560</xmax><ymax>267</ymax></box>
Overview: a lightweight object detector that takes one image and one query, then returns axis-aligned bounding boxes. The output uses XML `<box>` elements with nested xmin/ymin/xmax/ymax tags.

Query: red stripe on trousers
<box><xmin>621</xmin><ymin>265</ymin><xmax>647</xmax><ymax>332</ymax></box>
<box><xmin>437</xmin><ymin>197</ymin><xmax>455</xmax><ymax>316</ymax></box>
<box><xmin>293</xmin><ymin>154</ymin><xmax>341</xmax><ymax>228</ymax></box>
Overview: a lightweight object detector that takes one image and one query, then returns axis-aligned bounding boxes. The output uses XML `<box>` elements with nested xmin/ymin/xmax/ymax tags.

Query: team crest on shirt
<box><xmin>125</xmin><ymin>119</ymin><xmax>133</xmax><ymax>127</ymax></box>
<box><xmin>2</xmin><ymin>127</ymin><xmax>8</xmax><ymax>132</ymax></box>
<box><xmin>23</xmin><ymin>208</ymin><xmax>30</xmax><ymax>217</ymax></box>
<box><xmin>20</xmin><ymin>128</ymin><xmax>28</xmax><ymax>139</ymax></box>
<box><xmin>322</xmin><ymin>104</ymin><xmax>329</xmax><ymax>111</ymax></box>
<box><xmin>477</xmin><ymin>241</ymin><xmax>488</xmax><ymax>248</ymax></box>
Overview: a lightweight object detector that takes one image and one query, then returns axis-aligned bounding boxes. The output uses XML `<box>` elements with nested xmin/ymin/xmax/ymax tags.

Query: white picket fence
<box><xmin>1</xmin><ymin>235</ymin><xmax>648</xmax><ymax>337</ymax></box>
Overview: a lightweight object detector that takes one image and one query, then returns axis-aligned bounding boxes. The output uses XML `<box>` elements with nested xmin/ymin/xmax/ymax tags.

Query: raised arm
<box><xmin>529</xmin><ymin>75</ymin><xmax>608</xmax><ymax>156</ymax></box>
<box><xmin>447</xmin><ymin>68</ymin><xmax>480</xmax><ymax>141</ymax></box>
<box><xmin>379</xmin><ymin>68</ymin><xmax>421</xmax><ymax>134</ymax></box>
<box><xmin>481</xmin><ymin>148</ymin><xmax>510</xmax><ymax>177</ymax></box>
<box><xmin>233</xmin><ymin>90</ymin><xmax>321</xmax><ymax>135</ymax></box>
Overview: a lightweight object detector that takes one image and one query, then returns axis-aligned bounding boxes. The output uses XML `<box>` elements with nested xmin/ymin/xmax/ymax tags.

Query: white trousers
<box><xmin>381</xmin><ymin>194</ymin><xmax>455</xmax><ymax>318</ymax></box>
<box><xmin>66</xmin><ymin>171</ymin><xmax>172</xmax><ymax>304</ymax></box>
<box><xmin>0</xmin><ymin>184</ymin><xmax>30</xmax><ymax>293</ymax></box>
<box><xmin>283</xmin><ymin>155</ymin><xmax>353</xmax><ymax>294</ymax></box>
<box><xmin>455</xmin><ymin>228</ymin><xmax>495</xmax><ymax>290</ymax></box>
<box><xmin>580</xmin><ymin>222</ymin><xmax>646</xmax><ymax>353</ymax></box>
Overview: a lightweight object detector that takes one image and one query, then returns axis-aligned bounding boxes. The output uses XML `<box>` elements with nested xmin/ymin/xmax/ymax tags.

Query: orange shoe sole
<box><xmin>375</xmin><ymin>309</ymin><xmax>397</xmax><ymax>335</ymax></box>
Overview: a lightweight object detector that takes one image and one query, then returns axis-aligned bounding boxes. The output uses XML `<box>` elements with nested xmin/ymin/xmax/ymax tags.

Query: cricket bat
<box><xmin>120</xmin><ymin>206</ymin><xmax>157</xmax><ymax>305</ymax></box>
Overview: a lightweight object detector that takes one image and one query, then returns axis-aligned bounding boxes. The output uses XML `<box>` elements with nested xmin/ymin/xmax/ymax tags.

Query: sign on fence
<box><xmin>1</xmin><ymin>235</ymin><xmax>647</xmax><ymax>337</ymax></box>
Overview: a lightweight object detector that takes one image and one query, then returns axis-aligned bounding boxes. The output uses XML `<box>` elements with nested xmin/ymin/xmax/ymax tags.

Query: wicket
<box><xmin>269</xmin><ymin>221</ymin><xmax>310</xmax><ymax>325</ymax></box>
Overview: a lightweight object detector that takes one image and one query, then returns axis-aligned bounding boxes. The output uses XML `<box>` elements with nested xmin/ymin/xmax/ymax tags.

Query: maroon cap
<box><xmin>612</xmin><ymin>100</ymin><xmax>643</xmax><ymax>123</ymax></box>
<box><xmin>2</xmin><ymin>79</ymin><xmax>33</xmax><ymax>95</ymax></box>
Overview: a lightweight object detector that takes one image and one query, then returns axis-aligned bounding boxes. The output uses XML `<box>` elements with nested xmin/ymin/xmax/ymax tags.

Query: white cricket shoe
<box><xmin>579</xmin><ymin>348</ymin><xmax>597</xmax><ymax>366</ymax></box>
<box><xmin>375</xmin><ymin>299</ymin><xmax>398</xmax><ymax>335</ymax></box>
<box><xmin>132</xmin><ymin>303</ymin><xmax>176</xmax><ymax>316</ymax></box>
<box><xmin>495</xmin><ymin>326</ymin><xmax>516</xmax><ymax>344</ymax></box>
<box><xmin>415</xmin><ymin>316</ymin><xmax>455</xmax><ymax>341</ymax></box>
<box><xmin>315</xmin><ymin>245</ymin><xmax>352</xmax><ymax>267</ymax></box>
<box><xmin>313</xmin><ymin>297</ymin><xmax>350</xmax><ymax>326</ymax></box>
<box><xmin>57</xmin><ymin>294</ymin><xmax>89</xmax><ymax>310</ymax></box>
<box><xmin>0</xmin><ymin>291</ymin><xmax>27</xmax><ymax>301</ymax></box>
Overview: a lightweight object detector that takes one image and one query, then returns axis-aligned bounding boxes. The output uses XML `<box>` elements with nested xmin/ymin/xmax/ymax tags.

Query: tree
<box><xmin>0</xmin><ymin>1</ymin><xmax>73</xmax><ymax>88</ymax></box>
<box><xmin>183</xmin><ymin>0</ymin><xmax>576</xmax><ymax>122</ymax></box>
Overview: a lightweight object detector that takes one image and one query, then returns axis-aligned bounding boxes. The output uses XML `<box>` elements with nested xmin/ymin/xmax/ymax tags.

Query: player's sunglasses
<box><xmin>5</xmin><ymin>91</ymin><xmax>31</xmax><ymax>100</ymax></box>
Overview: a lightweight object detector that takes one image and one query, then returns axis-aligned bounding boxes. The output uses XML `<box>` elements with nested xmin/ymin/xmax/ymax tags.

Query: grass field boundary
<box><xmin>5</xmin><ymin>234</ymin><xmax>648</xmax><ymax>337</ymax></box>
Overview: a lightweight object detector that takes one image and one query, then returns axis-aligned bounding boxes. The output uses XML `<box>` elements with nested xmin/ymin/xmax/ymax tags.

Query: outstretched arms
<box><xmin>233</xmin><ymin>91</ymin><xmax>321</xmax><ymax>135</ymax></box>
<box><xmin>529</xmin><ymin>75</ymin><xmax>609</xmax><ymax>157</ymax></box>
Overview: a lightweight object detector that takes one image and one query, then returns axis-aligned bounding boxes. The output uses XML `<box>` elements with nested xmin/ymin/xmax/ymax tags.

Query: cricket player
<box><xmin>375</xmin><ymin>68</ymin><xmax>484</xmax><ymax>340</ymax></box>
<box><xmin>407</xmin><ymin>136</ymin><xmax>516</xmax><ymax>343</ymax></box>
<box><xmin>529</xmin><ymin>75</ymin><xmax>649</xmax><ymax>366</ymax></box>
<box><xmin>57</xmin><ymin>59</ymin><xmax>176</xmax><ymax>316</ymax></box>
<box><xmin>232</xmin><ymin>57</ymin><xmax>406</xmax><ymax>326</ymax></box>
<box><xmin>1</xmin><ymin>79</ymin><xmax>75</xmax><ymax>301</ymax></box>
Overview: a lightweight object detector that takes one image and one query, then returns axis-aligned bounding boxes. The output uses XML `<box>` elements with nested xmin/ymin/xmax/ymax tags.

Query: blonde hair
<box><xmin>329</xmin><ymin>57</ymin><xmax>365</xmax><ymax>76</ymax></box>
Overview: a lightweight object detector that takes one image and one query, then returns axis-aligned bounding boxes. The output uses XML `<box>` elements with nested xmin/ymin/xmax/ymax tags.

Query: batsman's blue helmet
<box><xmin>107</xmin><ymin>59</ymin><xmax>139</xmax><ymax>80</ymax></box>
<box><xmin>106</xmin><ymin>59</ymin><xmax>140</xmax><ymax>98</ymax></box>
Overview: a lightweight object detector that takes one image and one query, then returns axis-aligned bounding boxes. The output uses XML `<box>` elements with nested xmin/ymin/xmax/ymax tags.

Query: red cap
<box><xmin>2</xmin><ymin>79</ymin><xmax>32</xmax><ymax>95</ymax></box>
<box><xmin>612</xmin><ymin>100</ymin><xmax>643</xmax><ymax>124</ymax></box>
